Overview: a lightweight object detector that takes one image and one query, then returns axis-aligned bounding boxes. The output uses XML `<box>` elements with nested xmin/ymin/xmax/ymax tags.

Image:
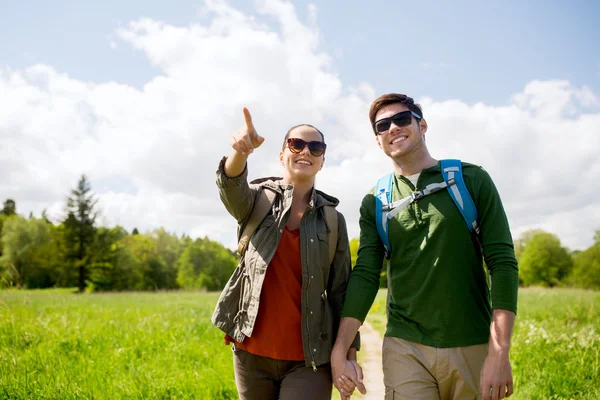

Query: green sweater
<box><xmin>341</xmin><ymin>161</ymin><xmax>519</xmax><ymax>348</ymax></box>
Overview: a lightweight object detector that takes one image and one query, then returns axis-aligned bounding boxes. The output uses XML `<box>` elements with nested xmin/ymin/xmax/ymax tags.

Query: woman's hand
<box><xmin>224</xmin><ymin>108</ymin><xmax>265</xmax><ymax>177</ymax></box>
<box><xmin>230</xmin><ymin>107</ymin><xmax>264</xmax><ymax>155</ymax></box>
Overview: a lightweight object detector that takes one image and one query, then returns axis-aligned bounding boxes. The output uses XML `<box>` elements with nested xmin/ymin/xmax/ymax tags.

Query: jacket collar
<box><xmin>250</xmin><ymin>177</ymin><xmax>339</xmax><ymax>209</ymax></box>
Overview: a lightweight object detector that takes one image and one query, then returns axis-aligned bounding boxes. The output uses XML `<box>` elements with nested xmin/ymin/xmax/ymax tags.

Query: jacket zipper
<box><xmin>302</xmin><ymin>204</ymin><xmax>318</xmax><ymax>371</ymax></box>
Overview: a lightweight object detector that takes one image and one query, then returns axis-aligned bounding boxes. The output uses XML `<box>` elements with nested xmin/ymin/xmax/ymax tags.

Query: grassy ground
<box><xmin>367</xmin><ymin>287</ymin><xmax>600</xmax><ymax>400</ymax></box>
<box><xmin>0</xmin><ymin>290</ymin><xmax>236</xmax><ymax>399</ymax></box>
<box><xmin>1</xmin><ymin>288</ymin><xmax>599</xmax><ymax>399</ymax></box>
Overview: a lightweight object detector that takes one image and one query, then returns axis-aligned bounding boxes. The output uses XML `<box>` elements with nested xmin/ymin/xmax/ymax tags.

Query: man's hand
<box><xmin>230</xmin><ymin>107</ymin><xmax>264</xmax><ymax>155</ymax></box>
<box><xmin>481</xmin><ymin>309</ymin><xmax>516</xmax><ymax>400</ymax></box>
<box><xmin>480</xmin><ymin>350</ymin><xmax>513</xmax><ymax>400</ymax></box>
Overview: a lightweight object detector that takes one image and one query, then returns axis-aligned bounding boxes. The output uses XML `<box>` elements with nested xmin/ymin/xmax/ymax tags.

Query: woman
<box><xmin>211</xmin><ymin>108</ymin><xmax>362</xmax><ymax>399</ymax></box>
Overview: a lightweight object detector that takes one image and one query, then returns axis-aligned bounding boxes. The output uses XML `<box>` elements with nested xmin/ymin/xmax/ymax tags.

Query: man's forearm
<box><xmin>489</xmin><ymin>309</ymin><xmax>515</xmax><ymax>354</ymax></box>
<box><xmin>332</xmin><ymin>317</ymin><xmax>362</xmax><ymax>360</ymax></box>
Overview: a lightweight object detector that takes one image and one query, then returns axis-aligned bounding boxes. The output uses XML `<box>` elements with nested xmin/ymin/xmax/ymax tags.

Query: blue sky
<box><xmin>2</xmin><ymin>1</ymin><xmax>598</xmax><ymax>104</ymax></box>
<box><xmin>1</xmin><ymin>0</ymin><xmax>599</xmax><ymax>250</ymax></box>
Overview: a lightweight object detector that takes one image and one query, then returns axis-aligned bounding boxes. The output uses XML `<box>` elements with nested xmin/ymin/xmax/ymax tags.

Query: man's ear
<box><xmin>419</xmin><ymin>118</ymin><xmax>428</xmax><ymax>134</ymax></box>
<box><xmin>320</xmin><ymin>156</ymin><xmax>325</xmax><ymax>170</ymax></box>
<box><xmin>375</xmin><ymin>135</ymin><xmax>383</xmax><ymax>149</ymax></box>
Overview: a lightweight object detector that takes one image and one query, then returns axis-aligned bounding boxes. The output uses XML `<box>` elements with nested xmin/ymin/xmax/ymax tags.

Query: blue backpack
<box><xmin>375</xmin><ymin>159</ymin><xmax>480</xmax><ymax>258</ymax></box>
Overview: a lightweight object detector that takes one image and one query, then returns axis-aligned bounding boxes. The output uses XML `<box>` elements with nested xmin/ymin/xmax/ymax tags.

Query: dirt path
<box><xmin>355</xmin><ymin>321</ymin><xmax>385</xmax><ymax>399</ymax></box>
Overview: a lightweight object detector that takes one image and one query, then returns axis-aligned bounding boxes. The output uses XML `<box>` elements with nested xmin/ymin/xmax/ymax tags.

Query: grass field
<box><xmin>0</xmin><ymin>290</ymin><xmax>236</xmax><ymax>399</ymax></box>
<box><xmin>1</xmin><ymin>288</ymin><xmax>599</xmax><ymax>399</ymax></box>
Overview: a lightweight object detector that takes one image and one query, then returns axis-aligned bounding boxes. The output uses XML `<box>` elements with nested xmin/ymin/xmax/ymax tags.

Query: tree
<box><xmin>514</xmin><ymin>229</ymin><xmax>544</xmax><ymax>262</ymax></box>
<box><xmin>569</xmin><ymin>229</ymin><xmax>600</xmax><ymax>290</ymax></box>
<box><xmin>63</xmin><ymin>175</ymin><xmax>98</xmax><ymax>292</ymax></box>
<box><xmin>150</xmin><ymin>227</ymin><xmax>184</xmax><ymax>289</ymax></box>
<box><xmin>132</xmin><ymin>227</ymin><xmax>139</xmax><ymax>235</ymax></box>
<box><xmin>87</xmin><ymin>226</ymin><xmax>131</xmax><ymax>290</ymax></box>
<box><xmin>177</xmin><ymin>237</ymin><xmax>237</xmax><ymax>291</ymax></box>
<box><xmin>0</xmin><ymin>216</ymin><xmax>59</xmax><ymax>288</ymax></box>
<box><xmin>1</xmin><ymin>199</ymin><xmax>17</xmax><ymax>216</ymax></box>
<box><xmin>519</xmin><ymin>231</ymin><xmax>573</xmax><ymax>287</ymax></box>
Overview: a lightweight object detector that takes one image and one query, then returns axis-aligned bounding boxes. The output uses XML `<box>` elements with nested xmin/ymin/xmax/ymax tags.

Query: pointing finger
<box><xmin>243</xmin><ymin>107</ymin><xmax>255</xmax><ymax>133</ymax></box>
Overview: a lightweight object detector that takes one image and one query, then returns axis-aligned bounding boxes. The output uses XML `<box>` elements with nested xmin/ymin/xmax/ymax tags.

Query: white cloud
<box><xmin>1</xmin><ymin>0</ymin><xmax>599</xmax><ymax>252</ymax></box>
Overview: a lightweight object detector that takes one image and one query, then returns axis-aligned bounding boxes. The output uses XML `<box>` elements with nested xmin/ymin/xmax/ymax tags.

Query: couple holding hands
<box><xmin>212</xmin><ymin>93</ymin><xmax>519</xmax><ymax>400</ymax></box>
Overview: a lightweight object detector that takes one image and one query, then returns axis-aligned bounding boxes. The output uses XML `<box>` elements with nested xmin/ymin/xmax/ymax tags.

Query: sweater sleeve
<box><xmin>328</xmin><ymin>211</ymin><xmax>361</xmax><ymax>349</ymax></box>
<box><xmin>340</xmin><ymin>192</ymin><xmax>386</xmax><ymax>322</ymax></box>
<box><xmin>474</xmin><ymin>167</ymin><xmax>519</xmax><ymax>313</ymax></box>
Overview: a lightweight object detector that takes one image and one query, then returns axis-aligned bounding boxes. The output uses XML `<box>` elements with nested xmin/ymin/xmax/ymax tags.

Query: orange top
<box><xmin>225</xmin><ymin>226</ymin><xmax>304</xmax><ymax>360</ymax></box>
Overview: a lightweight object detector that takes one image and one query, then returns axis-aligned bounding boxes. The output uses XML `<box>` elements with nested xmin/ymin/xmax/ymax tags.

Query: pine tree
<box><xmin>63</xmin><ymin>175</ymin><xmax>98</xmax><ymax>292</ymax></box>
<box><xmin>1</xmin><ymin>199</ymin><xmax>17</xmax><ymax>216</ymax></box>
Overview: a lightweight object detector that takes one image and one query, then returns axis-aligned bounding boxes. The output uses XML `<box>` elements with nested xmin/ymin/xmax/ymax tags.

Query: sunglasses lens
<box><xmin>374</xmin><ymin>111</ymin><xmax>413</xmax><ymax>134</ymax></box>
<box><xmin>287</xmin><ymin>138</ymin><xmax>306</xmax><ymax>153</ymax></box>
<box><xmin>375</xmin><ymin>121</ymin><xmax>391</xmax><ymax>134</ymax></box>
<box><xmin>392</xmin><ymin>114</ymin><xmax>412</xmax><ymax>127</ymax></box>
<box><xmin>307</xmin><ymin>142</ymin><xmax>326</xmax><ymax>156</ymax></box>
<box><xmin>287</xmin><ymin>138</ymin><xmax>326</xmax><ymax>156</ymax></box>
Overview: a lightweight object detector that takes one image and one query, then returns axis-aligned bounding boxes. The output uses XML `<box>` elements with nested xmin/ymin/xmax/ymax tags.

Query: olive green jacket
<box><xmin>212</xmin><ymin>157</ymin><xmax>359</xmax><ymax>368</ymax></box>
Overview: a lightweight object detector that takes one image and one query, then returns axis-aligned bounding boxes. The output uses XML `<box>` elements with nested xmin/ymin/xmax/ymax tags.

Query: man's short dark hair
<box><xmin>369</xmin><ymin>93</ymin><xmax>423</xmax><ymax>126</ymax></box>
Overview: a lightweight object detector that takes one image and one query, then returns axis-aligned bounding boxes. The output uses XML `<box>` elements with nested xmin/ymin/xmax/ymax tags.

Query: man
<box><xmin>331</xmin><ymin>93</ymin><xmax>519</xmax><ymax>400</ymax></box>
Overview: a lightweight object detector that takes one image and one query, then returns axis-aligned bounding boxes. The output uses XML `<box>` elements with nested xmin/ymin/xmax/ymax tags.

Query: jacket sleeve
<box><xmin>216</xmin><ymin>156</ymin><xmax>257</xmax><ymax>225</ymax></box>
<box><xmin>327</xmin><ymin>211</ymin><xmax>361</xmax><ymax>350</ymax></box>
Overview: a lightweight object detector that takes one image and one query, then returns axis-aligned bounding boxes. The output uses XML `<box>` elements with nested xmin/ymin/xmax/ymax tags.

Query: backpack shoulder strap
<box><xmin>323</xmin><ymin>206</ymin><xmax>338</xmax><ymax>266</ymax></box>
<box><xmin>237</xmin><ymin>188</ymin><xmax>277</xmax><ymax>257</ymax></box>
<box><xmin>374</xmin><ymin>173</ymin><xmax>394</xmax><ymax>259</ymax></box>
<box><xmin>440</xmin><ymin>159</ymin><xmax>480</xmax><ymax>235</ymax></box>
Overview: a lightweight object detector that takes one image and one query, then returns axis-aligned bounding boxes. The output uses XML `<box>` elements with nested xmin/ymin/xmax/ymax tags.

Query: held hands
<box><xmin>331</xmin><ymin>351</ymin><xmax>367</xmax><ymax>399</ymax></box>
<box><xmin>230</xmin><ymin>107</ymin><xmax>265</xmax><ymax>156</ymax></box>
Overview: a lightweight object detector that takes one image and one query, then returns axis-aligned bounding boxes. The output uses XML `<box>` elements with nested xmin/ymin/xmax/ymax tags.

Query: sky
<box><xmin>1</xmin><ymin>0</ymin><xmax>599</xmax><ymax>251</ymax></box>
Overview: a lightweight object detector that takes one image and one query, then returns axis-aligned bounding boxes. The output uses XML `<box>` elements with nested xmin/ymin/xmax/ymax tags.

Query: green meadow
<box><xmin>1</xmin><ymin>288</ymin><xmax>599</xmax><ymax>399</ymax></box>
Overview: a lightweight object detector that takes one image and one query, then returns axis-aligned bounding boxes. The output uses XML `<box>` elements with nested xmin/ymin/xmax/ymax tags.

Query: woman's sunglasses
<box><xmin>286</xmin><ymin>138</ymin><xmax>327</xmax><ymax>157</ymax></box>
<box><xmin>373</xmin><ymin>110</ymin><xmax>422</xmax><ymax>135</ymax></box>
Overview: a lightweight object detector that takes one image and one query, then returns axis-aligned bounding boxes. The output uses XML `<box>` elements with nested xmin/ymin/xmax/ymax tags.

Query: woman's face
<box><xmin>279</xmin><ymin>126</ymin><xmax>325</xmax><ymax>183</ymax></box>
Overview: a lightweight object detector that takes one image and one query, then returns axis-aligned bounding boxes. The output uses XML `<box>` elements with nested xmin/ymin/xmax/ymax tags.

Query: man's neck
<box><xmin>391</xmin><ymin>150</ymin><xmax>437</xmax><ymax>176</ymax></box>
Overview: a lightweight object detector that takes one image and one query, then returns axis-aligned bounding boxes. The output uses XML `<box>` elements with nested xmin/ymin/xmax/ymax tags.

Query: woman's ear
<box><xmin>279</xmin><ymin>151</ymin><xmax>284</xmax><ymax>166</ymax></box>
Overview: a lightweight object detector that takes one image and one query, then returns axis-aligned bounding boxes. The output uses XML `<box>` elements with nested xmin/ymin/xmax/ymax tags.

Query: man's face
<box><xmin>374</xmin><ymin>103</ymin><xmax>428</xmax><ymax>159</ymax></box>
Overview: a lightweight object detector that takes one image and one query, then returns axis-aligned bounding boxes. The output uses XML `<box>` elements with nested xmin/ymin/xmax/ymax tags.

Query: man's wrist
<box><xmin>332</xmin><ymin>344</ymin><xmax>349</xmax><ymax>361</ymax></box>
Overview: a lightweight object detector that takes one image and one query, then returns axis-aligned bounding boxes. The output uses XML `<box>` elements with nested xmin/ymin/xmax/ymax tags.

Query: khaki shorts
<box><xmin>382</xmin><ymin>336</ymin><xmax>488</xmax><ymax>400</ymax></box>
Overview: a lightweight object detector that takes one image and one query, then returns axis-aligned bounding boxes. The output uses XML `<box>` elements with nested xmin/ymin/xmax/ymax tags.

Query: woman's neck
<box><xmin>281</xmin><ymin>177</ymin><xmax>314</xmax><ymax>203</ymax></box>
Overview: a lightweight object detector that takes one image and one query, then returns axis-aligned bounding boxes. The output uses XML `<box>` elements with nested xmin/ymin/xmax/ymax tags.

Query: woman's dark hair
<box><xmin>281</xmin><ymin>124</ymin><xmax>325</xmax><ymax>150</ymax></box>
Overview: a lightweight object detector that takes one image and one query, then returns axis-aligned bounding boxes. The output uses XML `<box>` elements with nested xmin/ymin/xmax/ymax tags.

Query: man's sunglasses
<box><xmin>373</xmin><ymin>110</ymin><xmax>422</xmax><ymax>135</ymax></box>
<box><xmin>286</xmin><ymin>138</ymin><xmax>327</xmax><ymax>157</ymax></box>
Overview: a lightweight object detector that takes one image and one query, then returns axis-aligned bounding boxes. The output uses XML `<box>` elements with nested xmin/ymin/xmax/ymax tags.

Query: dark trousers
<box><xmin>232</xmin><ymin>346</ymin><xmax>332</xmax><ymax>400</ymax></box>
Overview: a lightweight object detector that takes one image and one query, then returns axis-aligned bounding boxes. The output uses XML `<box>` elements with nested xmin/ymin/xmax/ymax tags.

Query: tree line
<box><xmin>2</xmin><ymin>176</ymin><xmax>599</xmax><ymax>291</ymax></box>
<box><xmin>0</xmin><ymin>176</ymin><xmax>237</xmax><ymax>292</ymax></box>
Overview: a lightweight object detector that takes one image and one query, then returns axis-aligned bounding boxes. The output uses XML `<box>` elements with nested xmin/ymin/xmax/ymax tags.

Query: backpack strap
<box><xmin>440</xmin><ymin>159</ymin><xmax>480</xmax><ymax>235</ymax></box>
<box><xmin>375</xmin><ymin>173</ymin><xmax>393</xmax><ymax>259</ymax></box>
<box><xmin>237</xmin><ymin>188</ymin><xmax>277</xmax><ymax>257</ymax></box>
<box><xmin>323</xmin><ymin>206</ymin><xmax>338</xmax><ymax>266</ymax></box>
